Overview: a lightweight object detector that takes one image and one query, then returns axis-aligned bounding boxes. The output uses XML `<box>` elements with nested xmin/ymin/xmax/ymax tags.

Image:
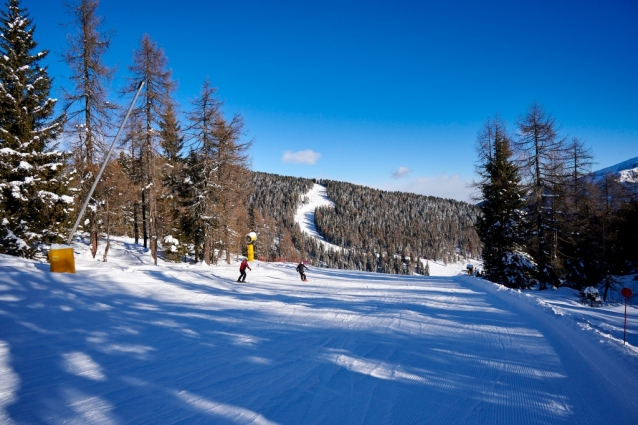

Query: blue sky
<box><xmin>26</xmin><ymin>0</ymin><xmax>638</xmax><ymax>201</ymax></box>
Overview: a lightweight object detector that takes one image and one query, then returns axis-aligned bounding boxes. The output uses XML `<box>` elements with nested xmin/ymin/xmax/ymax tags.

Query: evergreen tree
<box><xmin>596</xmin><ymin>173</ymin><xmax>631</xmax><ymax>301</ymax></box>
<box><xmin>157</xmin><ymin>100</ymin><xmax>187</xmax><ymax>261</ymax></box>
<box><xmin>0</xmin><ymin>0</ymin><xmax>71</xmax><ymax>257</ymax></box>
<box><xmin>184</xmin><ymin>80</ymin><xmax>222</xmax><ymax>265</ymax></box>
<box><xmin>159</xmin><ymin>101</ymin><xmax>183</xmax><ymax>161</ymax></box>
<box><xmin>614</xmin><ymin>199</ymin><xmax>638</xmax><ymax>273</ymax></box>
<box><xmin>213</xmin><ymin>112</ymin><xmax>251</xmax><ymax>264</ymax></box>
<box><xmin>179</xmin><ymin>148</ymin><xmax>206</xmax><ymax>262</ymax></box>
<box><xmin>246</xmin><ymin>171</ymin><xmax>480</xmax><ymax>274</ymax></box>
<box><xmin>475</xmin><ymin>118</ymin><xmax>532</xmax><ymax>288</ymax></box>
<box><xmin>183</xmin><ymin>79</ymin><xmax>252</xmax><ymax>264</ymax></box>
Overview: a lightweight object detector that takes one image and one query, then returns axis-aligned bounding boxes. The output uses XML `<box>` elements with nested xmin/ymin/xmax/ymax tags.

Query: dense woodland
<box><xmin>475</xmin><ymin>109</ymin><xmax>638</xmax><ymax>298</ymax></box>
<box><xmin>316</xmin><ymin>180</ymin><xmax>480</xmax><ymax>262</ymax></box>
<box><xmin>247</xmin><ymin>173</ymin><xmax>480</xmax><ymax>274</ymax></box>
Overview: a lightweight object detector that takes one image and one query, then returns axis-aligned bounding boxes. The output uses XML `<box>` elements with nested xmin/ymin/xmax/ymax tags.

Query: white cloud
<box><xmin>391</xmin><ymin>166</ymin><xmax>411</xmax><ymax>179</ymax></box>
<box><xmin>380</xmin><ymin>173</ymin><xmax>474</xmax><ymax>202</ymax></box>
<box><xmin>282</xmin><ymin>149</ymin><xmax>322</xmax><ymax>165</ymax></box>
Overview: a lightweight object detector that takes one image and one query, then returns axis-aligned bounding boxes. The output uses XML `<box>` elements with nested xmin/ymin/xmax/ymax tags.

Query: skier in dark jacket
<box><xmin>237</xmin><ymin>259</ymin><xmax>251</xmax><ymax>282</ymax></box>
<box><xmin>296</xmin><ymin>261</ymin><xmax>308</xmax><ymax>281</ymax></box>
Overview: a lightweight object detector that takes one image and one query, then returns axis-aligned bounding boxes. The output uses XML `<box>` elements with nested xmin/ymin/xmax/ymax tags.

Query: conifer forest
<box><xmin>0</xmin><ymin>0</ymin><xmax>636</xmax><ymax>291</ymax></box>
<box><xmin>247</xmin><ymin>172</ymin><xmax>481</xmax><ymax>273</ymax></box>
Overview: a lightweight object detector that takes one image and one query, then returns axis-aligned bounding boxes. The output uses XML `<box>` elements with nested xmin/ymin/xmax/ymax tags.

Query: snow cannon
<box><xmin>246</xmin><ymin>232</ymin><xmax>257</xmax><ymax>261</ymax></box>
<box><xmin>49</xmin><ymin>244</ymin><xmax>76</xmax><ymax>274</ymax></box>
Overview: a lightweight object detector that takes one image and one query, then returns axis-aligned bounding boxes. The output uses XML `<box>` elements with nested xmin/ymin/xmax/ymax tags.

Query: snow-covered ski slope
<box><xmin>294</xmin><ymin>183</ymin><xmax>343</xmax><ymax>253</ymax></box>
<box><xmin>0</xmin><ymin>237</ymin><xmax>637</xmax><ymax>424</ymax></box>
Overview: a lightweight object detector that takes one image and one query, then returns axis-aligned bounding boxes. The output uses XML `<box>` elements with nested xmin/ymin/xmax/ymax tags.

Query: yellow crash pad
<box><xmin>49</xmin><ymin>244</ymin><xmax>75</xmax><ymax>274</ymax></box>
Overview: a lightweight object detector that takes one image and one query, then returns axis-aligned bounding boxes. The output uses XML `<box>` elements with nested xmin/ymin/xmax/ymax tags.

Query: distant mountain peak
<box><xmin>592</xmin><ymin>156</ymin><xmax>638</xmax><ymax>184</ymax></box>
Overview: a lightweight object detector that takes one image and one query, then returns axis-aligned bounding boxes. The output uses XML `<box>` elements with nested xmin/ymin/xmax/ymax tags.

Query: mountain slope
<box><xmin>592</xmin><ymin>156</ymin><xmax>638</xmax><ymax>184</ymax></box>
<box><xmin>317</xmin><ymin>179</ymin><xmax>480</xmax><ymax>263</ymax></box>
<box><xmin>248</xmin><ymin>172</ymin><xmax>481</xmax><ymax>272</ymax></box>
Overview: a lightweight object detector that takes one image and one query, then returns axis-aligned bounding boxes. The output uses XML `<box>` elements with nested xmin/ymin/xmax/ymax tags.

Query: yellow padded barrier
<box><xmin>49</xmin><ymin>244</ymin><xmax>76</xmax><ymax>274</ymax></box>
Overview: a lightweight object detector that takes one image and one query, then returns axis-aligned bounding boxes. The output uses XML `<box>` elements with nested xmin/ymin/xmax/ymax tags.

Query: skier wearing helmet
<box><xmin>296</xmin><ymin>261</ymin><xmax>308</xmax><ymax>281</ymax></box>
<box><xmin>237</xmin><ymin>258</ymin><xmax>251</xmax><ymax>282</ymax></box>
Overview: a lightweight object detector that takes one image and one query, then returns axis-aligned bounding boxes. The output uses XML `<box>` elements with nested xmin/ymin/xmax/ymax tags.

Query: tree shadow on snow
<box><xmin>0</xmin><ymin>261</ymin><xmax>628</xmax><ymax>424</ymax></box>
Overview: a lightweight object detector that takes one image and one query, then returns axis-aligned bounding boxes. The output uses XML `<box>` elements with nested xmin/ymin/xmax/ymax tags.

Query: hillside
<box><xmin>592</xmin><ymin>156</ymin><xmax>638</xmax><ymax>186</ymax></box>
<box><xmin>0</xmin><ymin>237</ymin><xmax>637</xmax><ymax>423</ymax></box>
<box><xmin>248</xmin><ymin>172</ymin><xmax>481</xmax><ymax>272</ymax></box>
<box><xmin>317</xmin><ymin>179</ymin><xmax>480</xmax><ymax>263</ymax></box>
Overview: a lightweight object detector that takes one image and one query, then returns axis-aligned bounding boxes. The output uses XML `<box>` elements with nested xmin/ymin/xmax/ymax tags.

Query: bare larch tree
<box><xmin>62</xmin><ymin>0</ymin><xmax>116</xmax><ymax>257</ymax></box>
<box><xmin>122</xmin><ymin>34</ymin><xmax>175</xmax><ymax>264</ymax></box>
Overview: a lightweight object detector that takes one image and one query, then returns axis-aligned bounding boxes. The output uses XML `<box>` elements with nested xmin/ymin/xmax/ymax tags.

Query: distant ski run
<box><xmin>294</xmin><ymin>183</ymin><xmax>343</xmax><ymax>252</ymax></box>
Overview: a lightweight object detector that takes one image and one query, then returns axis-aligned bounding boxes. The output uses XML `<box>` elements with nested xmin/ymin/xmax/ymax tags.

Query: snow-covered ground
<box><xmin>294</xmin><ymin>183</ymin><xmax>342</xmax><ymax>252</ymax></box>
<box><xmin>0</xmin><ymin>236</ymin><xmax>637</xmax><ymax>424</ymax></box>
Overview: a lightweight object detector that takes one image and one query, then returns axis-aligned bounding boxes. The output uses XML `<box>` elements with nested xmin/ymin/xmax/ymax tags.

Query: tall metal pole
<box><xmin>621</xmin><ymin>287</ymin><xmax>632</xmax><ymax>345</ymax></box>
<box><xmin>67</xmin><ymin>80</ymin><xmax>145</xmax><ymax>245</ymax></box>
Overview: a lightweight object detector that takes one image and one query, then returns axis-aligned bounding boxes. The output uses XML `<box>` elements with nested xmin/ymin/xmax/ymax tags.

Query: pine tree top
<box><xmin>0</xmin><ymin>0</ymin><xmax>62</xmax><ymax>152</ymax></box>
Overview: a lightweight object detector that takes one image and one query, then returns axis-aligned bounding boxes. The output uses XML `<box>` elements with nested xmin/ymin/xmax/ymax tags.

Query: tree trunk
<box><xmin>142</xmin><ymin>188</ymin><xmax>148</xmax><ymax>248</ymax></box>
<box><xmin>90</xmin><ymin>230</ymin><xmax>98</xmax><ymax>258</ymax></box>
<box><xmin>133</xmin><ymin>200</ymin><xmax>139</xmax><ymax>245</ymax></box>
<box><xmin>103</xmin><ymin>199</ymin><xmax>110</xmax><ymax>262</ymax></box>
<box><xmin>225</xmin><ymin>226</ymin><xmax>231</xmax><ymax>264</ymax></box>
<box><xmin>204</xmin><ymin>224</ymin><xmax>211</xmax><ymax>265</ymax></box>
<box><xmin>149</xmin><ymin>185</ymin><xmax>157</xmax><ymax>264</ymax></box>
<box><xmin>90</xmin><ymin>210</ymin><xmax>98</xmax><ymax>258</ymax></box>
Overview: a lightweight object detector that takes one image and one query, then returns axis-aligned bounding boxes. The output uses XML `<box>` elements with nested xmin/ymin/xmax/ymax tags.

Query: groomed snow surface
<box><xmin>294</xmin><ymin>183</ymin><xmax>342</xmax><ymax>253</ymax></box>
<box><xmin>0</xmin><ymin>236</ymin><xmax>637</xmax><ymax>424</ymax></box>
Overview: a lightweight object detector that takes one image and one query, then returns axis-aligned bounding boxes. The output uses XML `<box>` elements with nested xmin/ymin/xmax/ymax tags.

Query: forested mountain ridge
<box><xmin>317</xmin><ymin>179</ymin><xmax>481</xmax><ymax>263</ymax></box>
<box><xmin>247</xmin><ymin>172</ymin><xmax>481</xmax><ymax>273</ymax></box>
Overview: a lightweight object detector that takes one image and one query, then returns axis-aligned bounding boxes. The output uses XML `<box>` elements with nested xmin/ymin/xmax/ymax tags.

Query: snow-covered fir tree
<box><xmin>157</xmin><ymin>100</ymin><xmax>188</xmax><ymax>262</ymax></box>
<box><xmin>475</xmin><ymin>118</ymin><xmax>534</xmax><ymax>288</ymax></box>
<box><xmin>0</xmin><ymin>0</ymin><xmax>72</xmax><ymax>257</ymax></box>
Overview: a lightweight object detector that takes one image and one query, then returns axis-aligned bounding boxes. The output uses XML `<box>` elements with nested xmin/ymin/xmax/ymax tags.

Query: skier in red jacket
<box><xmin>237</xmin><ymin>259</ymin><xmax>251</xmax><ymax>282</ymax></box>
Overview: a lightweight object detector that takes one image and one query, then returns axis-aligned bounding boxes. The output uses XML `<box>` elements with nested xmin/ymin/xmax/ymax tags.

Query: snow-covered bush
<box><xmin>580</xmin><ymin>286</ymin><xmax>602</xmax><ymax>307</ymax></box>
<box><xmin>162</xmin><ymin>235</ymin><xmax>187</xmax><ymax>263</ymax></box>
<box><xmin>500</xmin><ymin>250</ymin><xmax>537</xmax><ymax>289</ymax></box>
